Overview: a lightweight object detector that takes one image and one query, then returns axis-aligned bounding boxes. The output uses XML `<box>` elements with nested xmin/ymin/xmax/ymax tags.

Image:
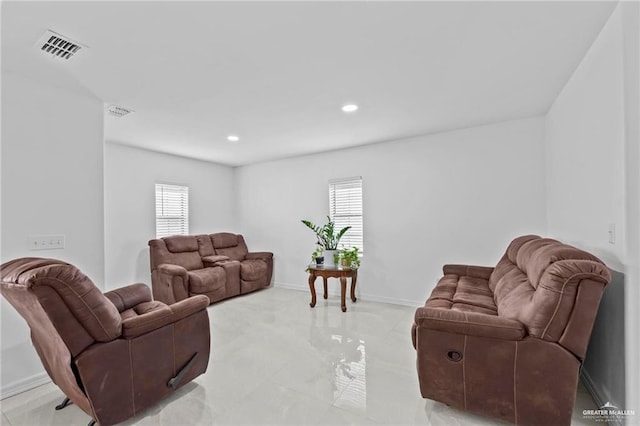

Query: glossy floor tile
<box><xmin>1</xmin><ymin>287</ymin><xmax>600</xmax><ymax>425</ymax></box>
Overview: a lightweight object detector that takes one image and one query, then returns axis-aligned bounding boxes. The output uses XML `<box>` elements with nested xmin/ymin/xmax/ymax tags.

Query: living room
<box><xmin>1</xmin><ymin>1</ymin><xmax>639</xmax><ymax>425</ymax></box>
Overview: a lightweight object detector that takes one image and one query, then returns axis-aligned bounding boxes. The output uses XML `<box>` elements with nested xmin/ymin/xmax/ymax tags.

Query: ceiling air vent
<box><xmin>36</xmin><ymin>30</ymin><xmax>85</xmax><ymax>60</ymax></box>
<box><xmin>106</xmin><ymin>105</ymin><xmax>134</xmax><ymax>118</ymax></box>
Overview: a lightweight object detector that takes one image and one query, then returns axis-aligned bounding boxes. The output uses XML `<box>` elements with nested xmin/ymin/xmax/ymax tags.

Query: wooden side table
<box><xmin>307</xmin><ymin>265</ymin><xmax>358</xmax><ymax>312</ymax></box>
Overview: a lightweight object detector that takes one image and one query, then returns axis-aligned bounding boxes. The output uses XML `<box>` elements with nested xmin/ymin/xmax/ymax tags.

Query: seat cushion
<box><xmin>240</xmin><ymin>259</ymin><xmax>267</xmax><ymax>281</ymax></box>
<box><xmin>426</xmin><ymin>273</ymin><xmax>498</xmax><ymax>316</ymax></box>
<box><xmin>187</xmin><ymin>267</ymin><xmax>225</xmax><ymax>294</ymax></box>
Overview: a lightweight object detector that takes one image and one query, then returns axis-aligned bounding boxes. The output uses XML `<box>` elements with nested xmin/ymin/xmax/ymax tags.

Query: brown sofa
<box><xmin>149</xmin><ymin>232</ymin><xmax>273</xmax><ymax>305</ymax></box>
<box><xmin>0</xmin><ymin>258</ymin><xmax>210</xmax><ymax>426</ymax></box>
<box><xmin>412</xmin><ymin>235</ymin><xmax>610</xmax><ymax>426</ymax></box>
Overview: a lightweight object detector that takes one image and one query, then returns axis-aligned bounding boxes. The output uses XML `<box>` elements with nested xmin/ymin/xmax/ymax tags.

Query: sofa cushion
<box><xmin>187</xmin><ymin>268</ymin><xmax>226</xmax><ymax>294</ymax></box>
<box><xmin>427</xmin><ymin>273</ymin><xmax>498</xmax><ymax>316</ymax></box>
<box><xmin>211</xmin><ymin>232</ymin><xmax>239</xmax><ymax>249</ymax></box>
<box><xmin>149</xmin><ymin>239</ymin><xmax>203</xmax><ymax>271</ymax></box>
<box><xmin>164</xmin><ymin>235</ymin><xmax>199</xmax><ymax>253</ymax></box>
<box><xmin>240</xmin><ymin>260</ymin><xmax>268</xmax><ymax>281</ymax></box>
<box><xmin>489</xmin><ymin>236</ymin><xmax>610</xmax><ymax>341</ymax></box>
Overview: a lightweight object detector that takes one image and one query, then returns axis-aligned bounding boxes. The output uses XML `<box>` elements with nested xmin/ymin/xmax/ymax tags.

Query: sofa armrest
<box><xmin>246</xmin><ymin>251</ymin><xmax>273</xmax><ymax>260</ymax></box>
<box><xmin>121</xmin><ymin>295</ymin><xmax>209</xmax><ymax>338</ymax></box>
<box><xmin>152</xmin><ymin>264</ymin><xmax>189</xmax><ymax>305</ymax></box>
<box><xmin>121</xmin><ymin>304</ymin><xmax>172</xmax><ymax>338</ymax></box>
<box><xmin>105</xmin><ymin>283</ymin><xmax>152</xmax><ymax>313</ymax></box>
<box><xmin>167</xmin><ymin>295</ymin><xmax>210</xmax><ymax>322</ymax></box>
<box><xmin>414</xmin><ymin>307</ymin><xmax>525</xmax><ymax>341</ymax></box>
<box><xmin>442</xmin><ymin>264</ymin><xmax>494</xmax><ymax>280</ymax></box>
<box><xmin>157</xmin><ymin>263</ymin><xmax>188</xmax><ymax>277</ymax></box>
<box><xmin>202</xmin><ymin>255</ymin><xmax>230</xmax><ymax>266</ymax></box>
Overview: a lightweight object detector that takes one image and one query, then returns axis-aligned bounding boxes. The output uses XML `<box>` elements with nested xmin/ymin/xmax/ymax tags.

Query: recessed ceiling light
<box><xmin>341</xmin><ymin>104</ymin><xmax>359</xmax><ymax>113</ymax></box>
<box><xmin>227</xmin><ymin>135</ymin><xmax>240</xmax><ymax>142</ymax></box>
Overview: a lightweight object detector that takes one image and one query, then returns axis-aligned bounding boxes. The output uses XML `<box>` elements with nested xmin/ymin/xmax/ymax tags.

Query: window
<box><xmin>155</xmin><ymin>183</ymin><xmax>189</xmax><ymax>238</ymax></box>
<box><xmin>329</xmin><ymin>177</ymin><xmax>363</xmax><ymax>253</ymax></box>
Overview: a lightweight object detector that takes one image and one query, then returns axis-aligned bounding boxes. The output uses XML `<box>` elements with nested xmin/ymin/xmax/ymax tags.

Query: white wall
<box><xmin>620</xmin><ymin>0</ymin><xmax>640</xmax><ymax>418</ymax></box>
<box><xmin>103</xmin><ymin>143</ymin><xmax>235</xmax><ymax>289</ymax></box>
<box><xmin>545</xmin><ymin>3</ymin><xmax>635</xmax><ymax>412</ymax></box>
<box><xmin>545</xmin><ymin>5</ymin><xmax>626</xmax><ymax>267</ymax></box>
<box><xmin>235</xmin><ymin>117</ymin><xmax>547</xmax><ymax>305</ymax></box>
<box><xmin>1</xmin><ymin>72</ymin><xmax>104</xmax><ymax>397</ymax></box>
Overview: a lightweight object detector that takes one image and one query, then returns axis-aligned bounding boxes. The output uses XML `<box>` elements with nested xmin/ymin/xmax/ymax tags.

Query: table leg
<box><xmin>350</xmin><ymin>271</ymin><xmax>358</xmax><ymax>303</ymax></box>
<box><xmin>340</xmin><ymin>277</ymin><xmax>347</xmax><ymax>312</ymax></box>
<box><xmin>308</xmin><ymin>274</ymin><xmax>317</xmax><ymax>308</ymax></box>
<box><xmin>323</xmin><ymin>277</ymin><xmax>328</xmax><ymax>299</ymax></box>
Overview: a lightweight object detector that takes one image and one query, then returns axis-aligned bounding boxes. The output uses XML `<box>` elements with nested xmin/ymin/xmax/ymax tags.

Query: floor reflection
<box><xmin>331</xmin><ymin>334</ymin><xmax>366</xmax><ymax>410</ymax></box>
<box><xmin>309</xmin><ymin>309</ymin><xmax>367</xmax><ymax>409</ymax></box>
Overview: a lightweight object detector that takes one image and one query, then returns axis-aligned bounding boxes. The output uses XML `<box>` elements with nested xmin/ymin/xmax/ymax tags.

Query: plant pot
<box><xmin>315</xmin><ymin>256</ymin><xmax>324</xmax><ymax>265</ymax></box>
<box><xmin>324</xmin><ymin>250</ymin><xmax>337</xmax><ymax>267</ymax></box>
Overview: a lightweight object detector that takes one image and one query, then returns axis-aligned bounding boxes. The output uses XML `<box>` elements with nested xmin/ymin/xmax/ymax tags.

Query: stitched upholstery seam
<box><xmin>129</xmin><ymin>339</ymin><xmax>136</xmax><ymax>414</ymax></box>
<box><xmin>172</xmin><ymin>324</ymin><xmax>176</xmax><ymax>377</ymax></box>
<box><xmin>461</xmin><ymin>313</ymin><xmax>468</xmax><ymax>410</ymax></box>
<box><xmin>420</xmin><ymin>317</ymin><xmax>523</xmax><ymax>331</ymax></box>
<box><xmin>541</xmin><ymin>274</ymin><xmax>580</xmax><ymax>339</ymax></box>
<box><xmin>32</xmin><ymin>277</ymin><xmax>116</xmax><ymax>339</ymax></box>
<box><xmin>513</xmin><ymin>341</ymin><xmax>518</xmax><ymax>424</ymax></box>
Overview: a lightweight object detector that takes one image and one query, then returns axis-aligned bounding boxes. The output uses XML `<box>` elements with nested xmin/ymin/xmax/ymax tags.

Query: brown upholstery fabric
<box><xmin>211</xmin><ymin>233</ymin><xmax>248</xmax><ymax>261</ymax></box>
<box><xmin>489</xmin><ymin>236</ymin><xmax>610</xmax><ymax>341</ymax></box>
<box><xmin>240</xmin><ymin>259</ymin><xmax>268</xmax><ymax>281</ymax></box>
<box><xmin>188</xmin><ymin>268</ymin><xmax>226</xmax><ymax>295</ymax></box>
<box><xmin>164</xmin><ymin>235</ymin><xmax>199</xmax><ymax>252</ymax></box>
<box><xmin>2</xmin><ymin>258</ymin><xmax>121</xmax><ymax>342</ymax></box>
<box><xmin>413</xmin><ymin>235</ymin><xmax>610</xmax><ymax>426</ymax></box>
<box><xmin>149</xmin><ymin>238</ymin><xmax>203</xmax><ymax>271</ymax></box>
<box><xmin>1</xmin><ymin>258</ymin><xmax>211</xmax><ymax>426</ymax></box>
<box><xmin>149</xmin><ymin>233</ymin><xmax>273</xmax><ymax>305</ymax></box>
<box><xmin>201</xmin><ymin>255</ymin><xmax>231</xmax><ymax>266</ymax></box>
<box><xmin>105</xmin><ymin>283</ymin><xmax>151</xmax><ymax>312</ymax></box>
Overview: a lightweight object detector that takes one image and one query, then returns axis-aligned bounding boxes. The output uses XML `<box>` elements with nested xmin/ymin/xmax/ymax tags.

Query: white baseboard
<box><xmin>273</xmin><ymin>282</ymin><xmax>422</xmax><ymax>307</ymax></box>
<box><xmin>1</xmin><ymin>372</ymin><xmax>50</xmax><ymax>400</ymax></box>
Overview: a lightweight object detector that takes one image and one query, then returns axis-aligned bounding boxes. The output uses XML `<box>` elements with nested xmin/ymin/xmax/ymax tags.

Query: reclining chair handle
<box><xmin>167</xmin><ymin>353</ymin><xmax>199</xmax><ymax>390</ymax></box>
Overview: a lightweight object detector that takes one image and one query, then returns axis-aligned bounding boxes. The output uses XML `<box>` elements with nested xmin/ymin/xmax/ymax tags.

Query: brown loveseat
<box><xmin>149</xmin><ymin>232</ymin><xmax>273</xmax><ymax>305</ymax></box>
<box><xmin>0</xmin><ymin>258</ymin><xmax>210</xmax><ymax>426</ymax></box>
<box><xmin>412</xmin><ymin>235</ymin><xmax>610</xmax><ymax>426</ymax></box>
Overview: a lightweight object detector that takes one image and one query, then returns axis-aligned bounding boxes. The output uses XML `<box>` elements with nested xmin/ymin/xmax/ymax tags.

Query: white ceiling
<box><xmin>2</xmin><ymin>1</ymin><xmax>616</xmax><ymax>166</ymax></box>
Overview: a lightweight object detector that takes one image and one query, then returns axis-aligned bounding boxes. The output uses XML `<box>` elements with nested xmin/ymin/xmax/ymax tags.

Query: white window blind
<box><xmin>329</xmin><ymin>177</ymin><xmax>363</xmax><ymax>253</ymax></box>
<box><xmin>155</xmin><ymin>183</ymin><xmax>189</xmax><ymax>238</ymax></box>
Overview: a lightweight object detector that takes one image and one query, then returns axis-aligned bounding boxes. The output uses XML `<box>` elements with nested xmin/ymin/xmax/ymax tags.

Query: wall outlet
<box><xmin>27</xmin><ymin>235</ymin><xmax>65</xmax><ymax>250</ymax></box>
<box><xmin>608</xmin><ymin>224</ymin><xmax>616</xmax><ymax>244</ymax></box>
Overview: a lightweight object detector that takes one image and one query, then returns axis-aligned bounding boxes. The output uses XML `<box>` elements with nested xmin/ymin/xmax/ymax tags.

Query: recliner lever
<box><xmin>167</xmin><ymin>352</ymin><xmax>199</xmax><ymax>390</ymax></box>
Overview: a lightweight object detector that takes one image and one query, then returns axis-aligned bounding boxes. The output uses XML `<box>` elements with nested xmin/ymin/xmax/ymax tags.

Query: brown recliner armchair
<box><xmin>0</xmin><ymin>258</ymin><xmax>210</xmax><ymax>426</ymax></box>
<box><xmin>412</xmin><ymin>235</ymin><xmax>610</xmax><ymax>426</ymax></box>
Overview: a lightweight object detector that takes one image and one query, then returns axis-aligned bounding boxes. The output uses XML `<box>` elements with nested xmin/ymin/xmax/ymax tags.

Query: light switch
<box><xmin>28</xmin><ymin>235</ymin><xmax>65</xmax><ymax>250</ymax></box>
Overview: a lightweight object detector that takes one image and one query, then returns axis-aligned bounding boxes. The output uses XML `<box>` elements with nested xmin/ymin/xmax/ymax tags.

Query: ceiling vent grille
<box><xmin>36</xmin><ymin>30</ymin><xmax>85</xmax><ymax>60</ymax></box>
<box><xmin>106</xmin><ymin>105</ymin><xmax>134</xmax><ymax>118</ymax></box>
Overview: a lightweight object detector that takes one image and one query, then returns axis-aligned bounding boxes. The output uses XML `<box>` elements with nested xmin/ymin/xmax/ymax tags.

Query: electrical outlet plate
<box><xmin>608</xmin><ymin>224</ymin><xmax>616</xmax><ymax>244</ymax></box>
<box><xmin>28</xmin><ymin>235</ymin><xmax>65</xmax><ymax>250</ymax></box>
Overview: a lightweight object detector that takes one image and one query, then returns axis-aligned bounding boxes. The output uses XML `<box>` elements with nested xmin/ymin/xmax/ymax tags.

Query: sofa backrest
<box><xmin>149</xmin><ymin>235</ymin><xmax>204</xmax><ymax>271</ymax></box>
<box><xmin>209</xmin><ymin>232</ymin><xmax>248</xmax><ymax>261</ymax></box>
<box><xmin>489</xmin><ymin>235</ymin><xmax>610</xmax><ymax>357</ymax></box>
<box><xmin>1</xmin><ymin>258</ymin><xmax>122</xmax><ymax>355</ymax></box>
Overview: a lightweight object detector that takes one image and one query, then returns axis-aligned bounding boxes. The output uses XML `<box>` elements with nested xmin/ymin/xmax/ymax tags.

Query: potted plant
<box><xmin>311</xmin><ymin>247</ymin><xmax>324</xmax><ymax>265</ymax></box>
<box><xmin>338</xmin><ymin>247</ymin><xmax>361</xmax><ymax>269</ymax></box>
<box><xmin>301</xmin><ymin>216</ymin><xmax>351</xmax><ymax>267</ymax></box>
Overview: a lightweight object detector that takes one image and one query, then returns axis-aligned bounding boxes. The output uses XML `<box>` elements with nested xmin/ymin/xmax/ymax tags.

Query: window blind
<box><xmin>155</xmin><ymin>183</ymin><xmax>189</xmax><ymax>238</ymax></box>
<box><xmin>329</xmin><ymin>177</ymin><xmax>363</xmax><ymax>253</ymax></box>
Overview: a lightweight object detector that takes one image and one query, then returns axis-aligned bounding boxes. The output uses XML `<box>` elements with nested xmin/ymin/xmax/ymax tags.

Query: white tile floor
<box><xmin>1</xmin><ymin>287</ymin><xmax>600</xmax><ymax>425</ymax></box>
